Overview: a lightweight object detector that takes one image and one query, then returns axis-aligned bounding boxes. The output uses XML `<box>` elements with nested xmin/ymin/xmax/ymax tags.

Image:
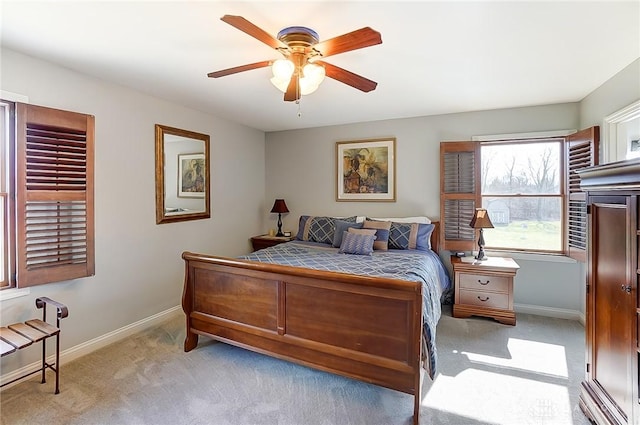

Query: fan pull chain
<box><xmin>296</xmin><ymin>100</ymin><xmax>302</xmax><ymax>117</ymax></box>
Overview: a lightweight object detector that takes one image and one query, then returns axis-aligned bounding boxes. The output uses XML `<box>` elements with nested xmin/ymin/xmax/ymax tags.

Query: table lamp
<box><xmin>469</xmin><ymin>208</ymin><xmax>494</xmax><ymax>261</ymax></box>
<box><xmin>270</xmin><ymin>199</ymin><xmax>289</xmax><ymax>237</ymax></box>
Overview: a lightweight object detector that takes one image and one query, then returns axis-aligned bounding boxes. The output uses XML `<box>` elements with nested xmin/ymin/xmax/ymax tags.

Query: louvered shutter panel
<box><xmin>16</xmin><ymin>103</ymin><xmax>95</xmax><ymax>287</ymax></box>
<box><xmin>566</xmin><ymin>126</ymin><xmax>599</xmax><ymax>262</ymax></box>
<box><xmin>440</xmin><ymin>141</ymin><xmax>481</xmax><ymax>252</ymax></box>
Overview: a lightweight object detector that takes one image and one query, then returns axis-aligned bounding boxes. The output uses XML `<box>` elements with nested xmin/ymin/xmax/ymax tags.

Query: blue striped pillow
<box><xmin>296</xmin><ymin>215</ymin><xmax>357</xmax><ymax>245</ymax></box>
<box><xmin>338</xmin><ymin>232</ymin><xmax>376</xmax><ymax>255</ymax></box>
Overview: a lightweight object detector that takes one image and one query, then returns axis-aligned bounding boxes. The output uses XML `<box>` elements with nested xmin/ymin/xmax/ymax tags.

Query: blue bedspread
<box><xmin>240</xmin><ymin>241</ymin><xmax>451</xmax><ymax>378</ymax></box>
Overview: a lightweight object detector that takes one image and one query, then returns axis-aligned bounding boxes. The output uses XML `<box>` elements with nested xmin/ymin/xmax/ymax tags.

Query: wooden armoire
<box><xmin>578</xmin><ymin>158</ymin><xmax>639</xmax><ymax>425</ymax></box>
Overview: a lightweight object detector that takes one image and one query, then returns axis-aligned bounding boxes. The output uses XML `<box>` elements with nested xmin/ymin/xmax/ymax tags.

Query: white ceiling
<box><xmin>1</xmin><ymin>1</ymin><xmax>639</xmax><ymax>132</ymax></box>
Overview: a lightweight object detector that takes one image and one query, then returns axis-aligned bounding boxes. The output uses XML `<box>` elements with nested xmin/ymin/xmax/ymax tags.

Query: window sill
<box><xmin>0</xmin><ymin>287</ymin><xmax>30</xmax><ymax>301</ymax></box>
<box><xmin>484</xmin><ymin>251</ymin><xmax>577</xmax><ymax>264</ymax></box>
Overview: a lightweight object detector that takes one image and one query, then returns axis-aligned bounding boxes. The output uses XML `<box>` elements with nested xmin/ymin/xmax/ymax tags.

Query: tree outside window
<box><xmin>481</xmin><ymin>140</ymin><xmax>562</xmax><ymax>252</ymax></box>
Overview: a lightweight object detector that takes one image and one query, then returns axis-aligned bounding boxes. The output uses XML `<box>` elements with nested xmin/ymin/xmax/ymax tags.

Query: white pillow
<box><xmin>367</xmin><ymin>216</ymin><xmax>431</xmax><ymax>224</ymax></box>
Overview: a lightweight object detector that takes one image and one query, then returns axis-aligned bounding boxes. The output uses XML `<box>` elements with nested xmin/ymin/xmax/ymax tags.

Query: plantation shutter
<box><xmin>565</xmin><ymin>126</ymin><xmax>599</xmax><ymax>262</ymax></box>
<box><xmin>16</xmin><ymin>103</ymin><xmax>95</xmax><ymax>287</ymax></box>
<box><xmin>440</xmin><ymin>141</ymin><xmax>481</xmax><ymax>252</ymax></box>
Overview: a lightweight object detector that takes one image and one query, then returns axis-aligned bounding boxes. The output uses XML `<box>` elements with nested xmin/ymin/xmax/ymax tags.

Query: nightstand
<box><xmin>250</xmin><ymin>235</ymin><xmax>295</xmax><ymax>252</ymax></box>
<box><xmin>451</xmin><ymin>256</ymin><xmax>520</xmax><ymax>325</ymax></box>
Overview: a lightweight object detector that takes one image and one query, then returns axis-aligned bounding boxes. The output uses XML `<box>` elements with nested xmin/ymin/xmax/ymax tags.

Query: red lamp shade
<box><xmin>270</xmin><ymin>199</ymin><xmax>289</xmax><ymax>214</ymax></box>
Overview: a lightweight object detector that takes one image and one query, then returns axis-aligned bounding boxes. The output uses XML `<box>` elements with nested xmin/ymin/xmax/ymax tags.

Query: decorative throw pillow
<box><xmin>388</xmin><ymin>222</ymin><xmax>435</xmax><ymax>250</ymax></box>
<box><xmin>338</xmin><ymin>231</ymin><xmax>376</xmax><ymax>255</ymax></box>
<box><xmin>296</xmin><ymin>215</ymin><xmax>357</xmax><ymax>245</ymax></box>
<box><xmin>332</xmin><ymin>220</ymin><xmax>364</xmax><ymax>247</ymax></box>
<box><xmin>347</xmin><ymin>228</ymin><xmax>377</xmax><ymax>236</ymax></box>
<box><xmin>362</xmin><ymin>220</ymin><xmax>391</xmax><ymax>250</ymax></box>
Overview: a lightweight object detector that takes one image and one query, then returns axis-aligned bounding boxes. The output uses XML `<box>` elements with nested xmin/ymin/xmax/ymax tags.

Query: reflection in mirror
<box><xmin>155</xmin><ymin>124</ymin><xmax>210</xmax><ymax>224</ymax></box>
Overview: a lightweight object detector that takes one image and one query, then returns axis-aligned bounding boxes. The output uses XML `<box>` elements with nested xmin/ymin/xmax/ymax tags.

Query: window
<box><xmin>440</xmin><ymin>127</ymin><xmax>598</xmax><ymax>260</ymax></box>
<box><xmin>1</xmin><ymin>100</ymin><xmax>95</xmax><ymax>289</ymax></box>
<box><xmin>0</xmin><ymin>101</ymin><xmax>14</xmax><ymax>288</ymax></box>
<box><xmin>481</xmin><ymin>139</ymin><xmax>562</xmax><ymax>253</ymax></box>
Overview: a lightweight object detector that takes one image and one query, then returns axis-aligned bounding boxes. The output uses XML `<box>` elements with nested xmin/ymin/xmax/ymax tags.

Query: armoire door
<box><xmin>590</xmin><ymin>196</ymin><xmax>634</xmax><ymax>422</ymax></box>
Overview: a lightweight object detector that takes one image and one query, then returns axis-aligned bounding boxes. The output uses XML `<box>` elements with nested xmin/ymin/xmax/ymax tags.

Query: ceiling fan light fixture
<box><xmin>271</xmin><ymin>60</ymin><xmax>326</xmax><ymax>95</ymax></box>
<box><xmin>299</xmin><ymin>81</ymin><xmax>318</xmax><ymax>96</ymax></box>
<box><xmin>299</xmin><ymin>63</ymin><xmax>325</xmax><ymax>95</ymax></box>
<box><xmin>302</xmin><ymin>63</ymin><xmax>325</xmax><ymax>86</ymax></box>
<box><xmin>271</xmin><ymin>58</ymin><xmax>296</xmax><ymax>93</ymax></box>
<box><xmin>272</xmin><ymin>59</ymin><xmax>294</xmax><ymax>80</ymax></box>
<box><xmin>270</xmin><ymin>76</ymin><xmax>290</xmax><ymax>93</ymax></box>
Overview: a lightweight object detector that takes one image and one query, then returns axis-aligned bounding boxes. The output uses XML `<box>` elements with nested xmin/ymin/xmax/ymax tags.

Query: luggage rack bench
<box><xmin>0</xmin><ymin>297</ymin><xmax>68</xmax><ymax>394</ymax></box>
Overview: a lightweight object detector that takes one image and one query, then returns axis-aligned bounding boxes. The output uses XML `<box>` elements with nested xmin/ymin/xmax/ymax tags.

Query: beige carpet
<box><xmin>1</xmin><ymin>306</ymin><xmax>590</xmax><ymax>425</ymax></box>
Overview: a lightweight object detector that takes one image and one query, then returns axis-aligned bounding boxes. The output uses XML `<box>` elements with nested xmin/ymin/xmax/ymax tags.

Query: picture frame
<box><xmin>178</xmin><ymin>153</ymin><xmax>206</xmax><ymax>198</ymax></box>
<box><xmin>336</xmin><ymin>138</ymin><xmax>396</xmax><ymax>202</ymax></box>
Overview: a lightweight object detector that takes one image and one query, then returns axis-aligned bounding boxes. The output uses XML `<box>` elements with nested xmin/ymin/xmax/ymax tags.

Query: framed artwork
<box><xmin>178</xmin><ymin>153</ymin><xmax>206</xmax><ymax>198</ymax></box>
<box><xmin>336</xmin><ymin>138</ymin><xmax>396</xmax><ymax>201</ymax></box>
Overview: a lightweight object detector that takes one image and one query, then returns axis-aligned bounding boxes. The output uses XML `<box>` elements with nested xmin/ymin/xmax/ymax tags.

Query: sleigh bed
<box><xmin>182</xmin><ymin>219</ymin><xmax>450</xmax><ymax>424</ymax></box>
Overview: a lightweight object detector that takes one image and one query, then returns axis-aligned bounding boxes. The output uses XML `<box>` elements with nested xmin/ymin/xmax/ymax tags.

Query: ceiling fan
<box><xmin>208</xmin><ymin>15</ymin><xmax>383</xmax><ymax>102</ymax></box>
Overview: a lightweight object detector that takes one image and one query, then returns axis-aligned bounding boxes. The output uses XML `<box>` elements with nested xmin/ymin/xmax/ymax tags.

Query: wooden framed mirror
<box><xmin>155</xmin><ymin>124</ymin><xmax>210</xmax><ymax>224</ymax></box>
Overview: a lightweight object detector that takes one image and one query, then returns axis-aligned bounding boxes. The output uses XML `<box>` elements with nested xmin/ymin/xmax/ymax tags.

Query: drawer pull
<box><xmin>477</xmin><ymin>279</ymin><xmax>490</xmax><ymax>285</ymax></box>
<box><xmin>477</xmin><ymin>296</ymin><xmax>490</xmax><ymax>302</ymax></box>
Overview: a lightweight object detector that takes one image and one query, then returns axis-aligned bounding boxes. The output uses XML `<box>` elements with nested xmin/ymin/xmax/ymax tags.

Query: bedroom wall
<box><xmin>579</xmin><ymin>58</ymin><xmax>640</xmax><ymax>130</ymax></box>
<box><xmin>264</xmin><ymin>103</ymin><xmax>585</xmax><ymax>318</ymax></box>
<box><xmin>0</xmin><ymin>48</ymin><xmax>266</xmax><ymax>374</ymax></box>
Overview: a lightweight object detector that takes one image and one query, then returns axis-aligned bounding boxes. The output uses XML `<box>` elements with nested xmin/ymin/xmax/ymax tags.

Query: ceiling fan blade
<box><xmin>207</xmin><ymin>60</ymin><xmax>271</xmax><ymax>78</ymax></box>
<box><xmin>221</xmin><ymin>15</ymin><xmax>286</xmax><ymax>50</ymax></box>
<box><xmin>314</xmin><ymin>27</ymin><xmax>382</xmax><ymax>58</ymax></box>
<box><xmin>317</xmin><ymin>61</ymin><xmax>377</xmax><ymax>92</ymax></box>
<box><xmin>284</xmin><ymin>75</ymin><xmax>300</xmax><ymax>102</ymax></box>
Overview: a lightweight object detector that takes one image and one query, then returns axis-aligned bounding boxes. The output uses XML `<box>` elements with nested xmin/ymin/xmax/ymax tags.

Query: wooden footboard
<box><xmin>182</xmin><ymin>251</ymin><xmax>424</xmax><ymax>424</ymax></box>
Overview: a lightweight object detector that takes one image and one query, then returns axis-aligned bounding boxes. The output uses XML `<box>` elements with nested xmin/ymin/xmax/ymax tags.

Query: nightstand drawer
<box><xmin>459</xmin><ymin>290</ymin><xmax>509</xmax><ymax>310</ymax></box>
<box><xmin>459</xmin><ymin>273</ymin><xmax>509</xmax><ymax>293</ymax></box>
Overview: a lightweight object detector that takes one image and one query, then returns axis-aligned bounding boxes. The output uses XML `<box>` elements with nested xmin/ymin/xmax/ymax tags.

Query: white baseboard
<box><xmin>515</xmin><ymin>303</ymin><xmax>585</xmax><ymax>325</ymax></box>
<box><xmin>1</xmin><ymin>305</ymin><xmax>183</xmax><ymax>389</ymax></box>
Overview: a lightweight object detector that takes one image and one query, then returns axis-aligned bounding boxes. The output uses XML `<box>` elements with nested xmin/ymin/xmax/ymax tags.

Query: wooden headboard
<box><xmin>431</xmin><ymin>221</ymin><xmax>441</xmax><ymax>253</ymax></box>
